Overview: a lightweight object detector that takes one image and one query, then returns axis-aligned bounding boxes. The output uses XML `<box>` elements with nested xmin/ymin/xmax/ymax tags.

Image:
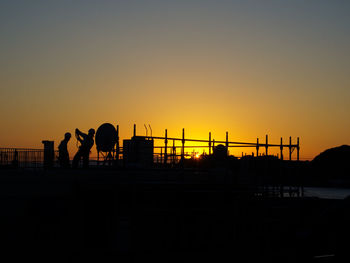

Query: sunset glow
<box><xmin>1</xmin><ymin>1</ymin><xmax>349</xmax><ymax>160</ymax></box>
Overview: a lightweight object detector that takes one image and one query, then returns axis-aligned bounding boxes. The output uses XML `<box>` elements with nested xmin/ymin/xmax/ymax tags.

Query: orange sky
<box><xmin>1</xmin><ymin>1</ymin><xmax>349</xmax><ymax>160</ymax></box>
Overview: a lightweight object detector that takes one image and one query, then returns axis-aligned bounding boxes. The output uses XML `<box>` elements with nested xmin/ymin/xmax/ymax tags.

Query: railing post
<box><xmin>265</xmin><ymin>135</ymin><xmax>268</xmax><ymax>156</ymax></box>
<box><xmin>133</xmin><ymin>124</ymin><xmax>136</xmax><ymax>137</ymax></box>
<box><xmin>173</xmin><ymin>139</ymin><xmax>176</xmax><ymax>164</ymax></box>
<box><xmin>209</xmin><ymin>132</ymin><xmax>211</xmax><ymax>155</ymax></box>
<box><xmin>297</xmin><ymin>137</ymin><xmax>300</xmax><ymax>161</ymax></box>
<box><xmin>280</xmin><ymin>137</ymin><xmax>283</xmax><ymax>160</ymax></box>
<box><xmin>164</xmin><ymin>129</ymin><xmax>168</xmax><ymax>164</ymax></box>
<box><xmin>116</xmin><ymin>125</ymin><xmax>119</xmax><ymax>162</ymax></box>
<box><xmin>289</xmin><ymin>136</ymin><xmax>292</xmax><ymax>161</ymax></box>
<box><xmin>181</xmin><ymin>128</ymin><xmax>185</xmax><ymax>161</ymax></box>
<box><xmin>160</xmin><ymin>147</ymin><xmax>163</xmax><ymax>164</ymax></box>
<box><xmin>256</xmin><ymin>138</ymin><xmax>259</xmax><ymax>157</ymax></box>
<box><xmin>226</xmin><ymin>131</ymin><xmax>229</xmax><ymax>156</ymax></box>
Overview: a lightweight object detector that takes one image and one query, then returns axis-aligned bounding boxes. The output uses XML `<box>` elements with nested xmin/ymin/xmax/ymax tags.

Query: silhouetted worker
<box><xmin>72</xmin><ymin>128</ymin><xmax>95</xmax><ymax>168</ymax></box>
<box><xmin>58</xmin><ymin>132</ymin><xmax>71</xmax><ymax>168</ymax></box>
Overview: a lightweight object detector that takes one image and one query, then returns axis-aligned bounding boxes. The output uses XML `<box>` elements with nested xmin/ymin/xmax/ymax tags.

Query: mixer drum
<box><xmin>95</xmin><ymin>123</ymin><xmax>117</xmax><ymax>152</ymax></box>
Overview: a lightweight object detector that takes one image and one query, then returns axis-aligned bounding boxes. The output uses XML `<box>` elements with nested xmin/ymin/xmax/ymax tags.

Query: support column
<box><xmin>289</xmin><ymin>136</ymin><xmax>292</xmax><ymax>161</ymax></box>
<box><xmin>42</xmin><ymin>140</ymin><xmax>54</xmax><ymax>169</ymax></box>
<box><xmin>297</xmin><ymin>137</ymin><xmax>300</xmax><ymax>161</ymax></box>
<box><xmin>173</xmin><ymin>139</ymin><xmax>176</xmax><ymax>164</ymax></box>
<box><xmin>181</xmin><ymin>128</ymin><xmax>185</xmax><ymax>161</ymax></box>
<box><xmin>116</xmin><ymin>125</ymin><xmax>119</xmax><ymax>162</ymax></box>
<box><xmin>164</xmin><ymin>129</ymin><xmax>168</xmax><ymax>164</ymax></box>
<box><xmin>209</xmin><ymin>132</ymin><xmax>212</xmax><ymax>155</ymax></box>
<box><xmin>226</xmin><ymin>131</ymin><xmax>229</xmax><ymax>156</ymax></box>
<box><xmin>160</xmin><ymin>148</ymin><xmax>163</xmax><ymax>164</ymax></box>
<box><xmin>280</xmin><ymin>137</ymin><xmax>283</xmax><ymax>160</ymax></box>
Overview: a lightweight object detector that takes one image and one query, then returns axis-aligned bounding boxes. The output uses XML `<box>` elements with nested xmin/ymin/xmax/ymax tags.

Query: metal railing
<box><xmin>0</xmin><ymin>148</ymin><xmax>45</xmax><ymax>168</ymax></box>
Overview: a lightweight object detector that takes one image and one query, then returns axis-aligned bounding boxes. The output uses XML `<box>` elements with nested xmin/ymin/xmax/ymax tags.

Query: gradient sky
<box><xmin>1</xmin><ymin>0</ymin><xmax>349</xmax><ymax>160</ymax></box>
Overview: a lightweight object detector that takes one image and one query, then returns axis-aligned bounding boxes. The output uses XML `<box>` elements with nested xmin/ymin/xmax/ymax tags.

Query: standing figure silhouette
<box><xmin>58</xmin><ymin>132</ymin><xmax>71</xmax><ymax>168</ymax></box>
<box><xmin>72</xmin><ymin>128</ymin><xmax>95</xmax><ymax>168</ymax></box>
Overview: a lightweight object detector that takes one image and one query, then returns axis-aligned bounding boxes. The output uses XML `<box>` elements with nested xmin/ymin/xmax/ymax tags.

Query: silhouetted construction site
<box><xmin>1</xmin><ymin>123</ymin><xmax>304</xmax><ymax>197</ymax></box>
<box><xmin>1</xmin><ymin>123</ymin><xmax>301</xmax><ymax>163</ymax></box>
<box><xmin>1</xmin><ymin>123</ymin><xmax>348</xmax><ymax>263</ymax></box>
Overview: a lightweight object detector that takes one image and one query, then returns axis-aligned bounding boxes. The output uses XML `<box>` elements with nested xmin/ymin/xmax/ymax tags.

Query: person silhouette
<box><xmin>58</xmin><ymin>132</ymin><xmax>71</xmax><ymax>168</ymax></box>
<box><xmin>72</xmin><ymin>128</ymin><xmax>95</xmax><ymax>168</ymax></box>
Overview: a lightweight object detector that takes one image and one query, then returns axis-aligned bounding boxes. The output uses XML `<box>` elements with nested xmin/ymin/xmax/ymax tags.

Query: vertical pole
<box><xmin>289</xmin><ymin>136</ymin><xmax>292</xmax><ymax>161</ymax></box>
<box><xmin>173</xmin><ymin>139</ymin><xmax>176</xmax><ymax>165</ymax></box>
<box><xmin>181</xmin><ymin>128</ymin><xmax>185</xmax><ymax>161</ymax></box>
<box><xmin>209</xmin><ymin>132</ymin><xmax>212</xmax><ymax>155</ymax></box>
<box><xmin>265</xmin><ymin>135</ymin><xmax>268</xmax><ymax>156</ymax></box>
<box><xmin>160</xmin><ymin>147</ymin><xmax>163</xmax><ymax>164</ymax></box>
<box><xmin>133</xmin><ymin>124</ymin><xmax>136</xmax><ymax>137</ymax></box>
<box><xmin>280</xmin><ymin>137</ymin><xmax>283</xmax><ymax>160</ymax></box>
<box><xmin>116</xmin><ymin>125</ymin><xmax>119</xmax><ymax>162</ymax></box>
<box><xmin>256</xmin><ymin>138</ymin><xmax>259</xmax><ymax>157</ymax></box>
<box><xmin>297</xmin><ymin>137</ymin><xmax>300</xmax><ymax>161</ymax></box>
<box><xmin>212</xmin><ymin>139</ymin><xmax>215</xmax><ymax>153</ymax></box>
<box><xmin>226</xmin><ymin>131</ymin><xmax>229</xmax><ymax>156</ymax></box>
<box><xmin>164</xmin><ymin>129</ymin><xmax>168</xmax><ymax>164</ymax></box>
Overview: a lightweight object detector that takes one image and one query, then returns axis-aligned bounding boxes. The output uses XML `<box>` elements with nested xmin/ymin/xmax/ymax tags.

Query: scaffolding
<box><xmin>127</xmin><ymin>124</ymin><xmax>300</xmax><ymax>165</ymax></box>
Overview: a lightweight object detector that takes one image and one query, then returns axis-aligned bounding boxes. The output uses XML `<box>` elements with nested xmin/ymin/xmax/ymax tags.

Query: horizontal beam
<box><xmin>140</xmin><ymin>136</ymin><xmax>298</xmax><ymax>148</ymax></box>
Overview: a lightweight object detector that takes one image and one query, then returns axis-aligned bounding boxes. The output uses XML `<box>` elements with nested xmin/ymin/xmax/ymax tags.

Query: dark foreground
<box><xmin>0</xmin><ymin>168</ymin><xmax>349</xmax><ymax>263</ymax></box>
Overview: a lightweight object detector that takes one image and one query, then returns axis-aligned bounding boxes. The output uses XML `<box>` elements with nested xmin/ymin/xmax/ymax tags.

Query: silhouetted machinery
<box><xmin>95</xmin><ymin>123</ymin><xmax>119</xmax><ymax>165</ymax></box>
<box><xmin>213</xmin><ymin>144</ymin><xmax>228</xmax><ymax>160</ymax></box>
<box><xmin>123</xmin><ymin>136</ymin><xmax>154</xmax><ymax>168</ymax></box>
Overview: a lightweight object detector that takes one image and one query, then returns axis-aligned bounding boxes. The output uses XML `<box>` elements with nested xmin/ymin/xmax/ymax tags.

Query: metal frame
<box><xmin>130</xmin><ymin>124</ymin><xmax>300</xmax><ymax>164</ymax></box>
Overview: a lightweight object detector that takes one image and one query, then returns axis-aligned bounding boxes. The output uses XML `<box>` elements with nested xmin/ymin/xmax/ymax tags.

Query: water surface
<box><xmin>304</xmin><ymin>187</ymin><xmax>350</xmax><ymax>199</ymax></box>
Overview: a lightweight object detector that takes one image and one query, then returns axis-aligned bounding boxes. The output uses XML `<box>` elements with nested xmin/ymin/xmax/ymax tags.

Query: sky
<box><xmin>1</xmin><ymin>0</ymin><xmax>349</xmax><ymax>160</ymax></box>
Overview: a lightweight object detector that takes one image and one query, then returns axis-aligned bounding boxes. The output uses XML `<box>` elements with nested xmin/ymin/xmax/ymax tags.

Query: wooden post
<box><xmin>209</xmin><ymin>132</ymin><xmax>212</xmax><ymax>155</ymax></box>
<box><xmin>289</xmin><ymin>136</ymin><xmax>292</xmax><ymax>161</ymax></box>
<box><xmin>181</xmin><ymin>128</ymin><xmax>185</xmax><ymax>161</ymax></box>
<box><xmin>164</xmin><ymin>129</ymin><xmax>168</xmax><ymax>164</ymax></box>
<box><xmin>133</xmin><ymin>124</ymin><xmax>136</xmax><ymax>137</ymax></box>
<box><xmin>297</xmin><ymin>137</ymin><xmax>300</xmax><ymax>161</ymax></box>
<box><xmin>280</xmin><ymin>137</ymin><xmax>283</xmax><ymax>160</ymax></box>
<box><xmin>265</xmin><ymin>135</ymin><xmax>268</xmax><ymax>156</ymax></box>
<box><xmin>256</xmin><ymin>138</ymin><xmax>259</xmax><ymax>157</ymax></box>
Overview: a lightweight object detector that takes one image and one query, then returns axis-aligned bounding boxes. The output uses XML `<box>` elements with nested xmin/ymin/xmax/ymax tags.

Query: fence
<box><xmin>0</xmin><ymin>148</ymin><xmax>47</xmax><ymax>168</ymax></box>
